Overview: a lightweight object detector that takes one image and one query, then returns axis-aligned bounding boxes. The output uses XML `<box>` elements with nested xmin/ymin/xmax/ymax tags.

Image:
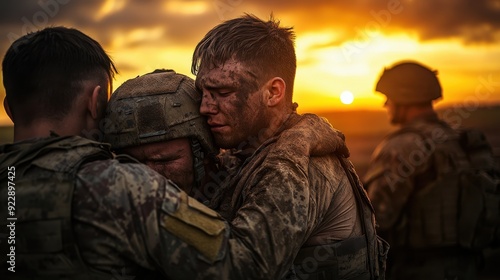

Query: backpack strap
<box><xmin>458</xmin><ymin>129</ymin><xmax>498</xmax><ymax>172</ymax></box>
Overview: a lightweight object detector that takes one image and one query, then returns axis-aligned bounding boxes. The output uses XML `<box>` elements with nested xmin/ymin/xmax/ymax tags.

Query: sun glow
<box><xmin>95</xmin><ymin>0</ymin><xmax>126</xmax><ymax>21</ymax></box>
<box><xmin>163</xmin><ymin>0</ymin><xmax>209</xmax><ymax>15</ymax></box>
<box><xmin>292</xmin><ymin>32</ymin><xmax>500</xmax><ymax>112</ymax></box>
<box><xmin>340</xmin><ymin>91</ymin><xmax>355</xmax><ymax>105</ymax></box>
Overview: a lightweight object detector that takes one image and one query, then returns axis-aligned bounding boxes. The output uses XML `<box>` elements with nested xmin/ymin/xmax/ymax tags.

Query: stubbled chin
<box><xmin>213</xmin><ymin>134</ymin><xmax>237</xmax><ymax>150</ymax></box>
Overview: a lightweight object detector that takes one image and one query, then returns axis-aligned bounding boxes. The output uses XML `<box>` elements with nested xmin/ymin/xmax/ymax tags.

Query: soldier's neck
<box><xmin>13</xmin><ymin>118</ymin><xmax>86</xmax><ymax>142</ymax></box>
<box><xmin>399</xmin><ymin>105</ymin><xmax>436</xmax><ymax>125</ymax></box>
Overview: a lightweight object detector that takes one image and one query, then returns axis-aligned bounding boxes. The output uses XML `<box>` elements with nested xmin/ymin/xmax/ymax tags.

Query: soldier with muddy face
<box><xmin>192</xmin><ymin>14</ymin><xmax>388</xmax><ymax>280</ymax></box>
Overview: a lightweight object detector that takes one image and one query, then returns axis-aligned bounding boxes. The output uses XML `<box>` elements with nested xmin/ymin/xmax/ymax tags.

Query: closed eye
<box><xmin>147</xmin><ymin>155</ymin><xmax>181</xmax><ymax>165</ymax></box>
<box><xmin>217</xmin><ymin>91</ymin><xmax>234</xmax><ymax>96</ymax></box>
<box><xmin>204</xmin><ymin>85</ymin><xmax>235</xmax><ymax>97</ymax></box>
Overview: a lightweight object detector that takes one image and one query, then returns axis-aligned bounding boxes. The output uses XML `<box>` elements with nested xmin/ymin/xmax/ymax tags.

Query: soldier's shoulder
<box><xmin>388</xmin><ymin>125</ymin><xmax>424</xmax><ymax>139</ymax></box>
<box><xmin>369</xmin><ymin>128</ymin><xmax>424</xmax><ymax>161</ymax></box>
<box><xmin>78</xmin><ymin>159</ymin><xmax>171</xmax><ymax>192</ymax></box>
<box><xmin>76</xmin><ymin>159</ymin><xmax>183</xmax><ymax>219</ymax></box>
<box><xmin>383</xmin><ymin>129</ymin><xmax>421</xmax><ymax>147</ymax></box>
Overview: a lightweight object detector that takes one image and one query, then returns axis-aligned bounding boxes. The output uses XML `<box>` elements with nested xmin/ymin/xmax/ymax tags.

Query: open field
<box><xmin>318</xmin><ymin>105</ymin><xmax>500</xmax><ymax>179</ymax></box>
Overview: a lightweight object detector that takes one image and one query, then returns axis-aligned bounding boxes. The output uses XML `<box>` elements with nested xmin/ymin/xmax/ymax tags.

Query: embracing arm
<box><xmin>155</xmin><ymin>162</ymin><xmax>311</xmax><ymax>279</ymax></box>
<box><xmin>78</xmin><ymin>160</ymin><xmax>309</xmax><ymax>279</ymax></box>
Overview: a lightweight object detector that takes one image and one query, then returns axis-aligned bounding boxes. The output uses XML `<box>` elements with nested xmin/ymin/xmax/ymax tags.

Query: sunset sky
<box><xmin>1</xmin><ymin>0</ymin><xmax>499</xmax><ymax>126</ymax></box>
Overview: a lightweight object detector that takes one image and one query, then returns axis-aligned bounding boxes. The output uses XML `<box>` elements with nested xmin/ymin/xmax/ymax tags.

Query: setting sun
<box><xmin>340</xmin><ymin>90</ymin><xmax>355</xmax><ymax>105</ymax></box>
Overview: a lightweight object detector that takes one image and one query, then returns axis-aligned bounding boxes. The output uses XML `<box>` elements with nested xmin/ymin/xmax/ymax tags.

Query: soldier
<box><xmin>363</xmin><ymin>61</ymin><xmax>493</xmax><ymax>279</ymax></box>
<box><xmin>0</xmin><ymin>26</ymin><xmax>343</xmax><ymax>280</ymax></box>
<box><xmin>192</xmin><ymin>14</ymin><xmax>388</xmax><ymax>279</ymax></box>
<box><xmin>104</xmin><ymin>69</ymin><xmax>219</xmax><ymax>201</ymax></box>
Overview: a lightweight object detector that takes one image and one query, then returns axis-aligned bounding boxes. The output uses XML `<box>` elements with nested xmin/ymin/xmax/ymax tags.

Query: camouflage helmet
<box><xmin>104</xmin><ymin>69</ymin><xmax>218</xmax><ymax>156</ymax></box>
<box><xmin>375</xmin><ymin>61</ymin><xmax>442</xmax><ymax>105</ymax></box>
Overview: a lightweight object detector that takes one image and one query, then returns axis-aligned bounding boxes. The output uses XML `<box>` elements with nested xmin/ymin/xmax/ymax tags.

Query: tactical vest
<box><xmin>387</xmin><ymin>120</ymin><xmax>500</xmax><ymax>250</ymax></box>
<box><xmin>0</xmin><ymin>136</ymin><xmax>121</xmax><ymax>279</ymax></box>
<box><xmin>292</xmin><ymin>157</ymin><xmax>389</xmax><ymax>280</ymax></box>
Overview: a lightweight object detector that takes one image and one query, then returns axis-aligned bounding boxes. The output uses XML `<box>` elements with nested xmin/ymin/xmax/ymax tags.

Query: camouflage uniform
<box><xmin>2</xmin><ymin>135</ymin><xmax>355</xmax><ymax>279</ymax></box>
<box><xmin>364</xmin><ymin>114</ymin><xmax>480</xmax><ymax>280</ymax></box>
<box><xmin>210</xmin><ymin>113</ymin><xmax>386</xmax><ymax>280</ymax></box>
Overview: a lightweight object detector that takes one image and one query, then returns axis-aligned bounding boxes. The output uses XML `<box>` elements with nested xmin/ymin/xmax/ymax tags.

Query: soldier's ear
<box><xmin>266</xmin><ymin>77</ymin><xmax>286</xmax><ymax>107</ymax></box>
<box><xmin>88</xmin><ymin>85</ymin><xmax>101</xmax><ymax>120</ymax></box>
<box><xmin>3</xmin><ymin>97</ymin><xmax>13</xmax><ymax>122</ymax></box>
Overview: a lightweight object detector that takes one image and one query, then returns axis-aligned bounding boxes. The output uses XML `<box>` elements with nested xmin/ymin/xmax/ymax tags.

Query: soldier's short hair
<box><xmin>191</xmin><ymin>14</ymin><xmax>297</xmax><ymax>103</ymax></box>
<box><xmin>2</xmin><ymin>26</ymin><xmax>117</xmax><ymax>125</ymax></box>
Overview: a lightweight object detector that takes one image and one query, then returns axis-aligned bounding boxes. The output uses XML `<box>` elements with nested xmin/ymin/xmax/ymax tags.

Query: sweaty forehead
<box><xmin>196</xmin><ymin>60</ymin><xmax>258</xmax><ymax>89</ymax></box>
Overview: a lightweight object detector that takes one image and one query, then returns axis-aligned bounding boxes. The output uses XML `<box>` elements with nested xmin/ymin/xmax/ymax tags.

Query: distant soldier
<box><xmin>104</xmin><ymin>69</ymin><xmax>219</xmax><ymax>201</ymax></box>
<box><xmin>364</xmin><ymin>61</ymin><xmax>500</xmax><ymax>280</ymax></box>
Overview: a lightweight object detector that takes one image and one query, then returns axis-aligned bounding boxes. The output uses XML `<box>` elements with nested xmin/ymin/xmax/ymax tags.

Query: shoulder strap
<box><xmin>338</xmin><ymin>155</ymin><xmax>380</xmax><ymax>279</ymax></box>
<box><xmin>0</xmin><ymin>137</ymin><xmax>72</xmax><ymax>178</ymax></box>
<box><xmin>1</xmin><ymin>136</ymin><xmax>114</xmax><ymax>178</ymax></box>
<box><xmin>458</xmin><ymin>129</ymin><xmax>498</xmax><ymax>172</ymax></box>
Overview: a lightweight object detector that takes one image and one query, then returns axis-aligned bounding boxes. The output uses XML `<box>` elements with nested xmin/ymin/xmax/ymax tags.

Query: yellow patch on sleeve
<box><xmin>162</xmin><ymin>192</ymin><xmax>227</xmax><ymax>263</ymax></box>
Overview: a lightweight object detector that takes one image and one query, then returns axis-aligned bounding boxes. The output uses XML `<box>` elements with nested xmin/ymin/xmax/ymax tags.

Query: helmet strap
<box><xmin>190</xmin><ymin>137</ymin><xmax>206</xmax><ymax>189</ymax></box>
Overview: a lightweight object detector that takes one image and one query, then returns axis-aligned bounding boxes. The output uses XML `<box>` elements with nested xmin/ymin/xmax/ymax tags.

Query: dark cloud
<box><xmin>0</xmin><ymin>0</ymin><xmax>214</xmax><ymax>54</ymax></box>
<box><xmin>384</xmin><ymin>0</ymin><xmax>500</xmax><ymax>43</ymax></box>
<box><xmin>241</xmin><ymin>0</ymin><xmax>500</xmax><ymax>45</ymax></box>
<box><xmin>0</xmin><ymin>0</ymin><xmax>499</xmax><ymax>60</ymax></box>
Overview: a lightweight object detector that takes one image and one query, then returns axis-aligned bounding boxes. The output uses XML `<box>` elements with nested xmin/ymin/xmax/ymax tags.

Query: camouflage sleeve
<box><xmin>231</xmin><ymin>164</ymin><xmax>312</xmax><ymax>279</ymax></box>
<box><xmin>74</xmin><ymin>160</ymin><xmax>228</xmax><ymax>278</ymax></box>
<box><xmin>75</xmin><ymin>159</ymin><xmax>296</xmax><ymax>279</ymax></box>
<box><xmin>363</xmin><ymin>132</ymin><xmax>432</xmax><ymax>230</ymax></box>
